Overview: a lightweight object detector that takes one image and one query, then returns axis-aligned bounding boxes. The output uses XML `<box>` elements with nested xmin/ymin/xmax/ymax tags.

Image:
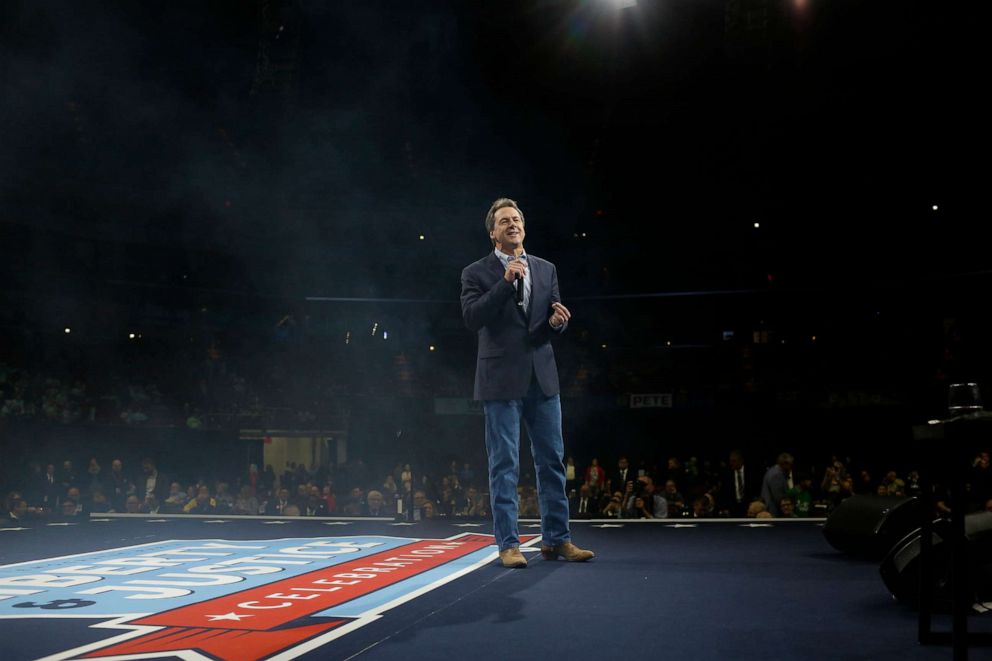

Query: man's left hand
<box><xmin>550</xmin><ymin>302</ymin><xmax>571</xmax><ymax>328</ymax></box>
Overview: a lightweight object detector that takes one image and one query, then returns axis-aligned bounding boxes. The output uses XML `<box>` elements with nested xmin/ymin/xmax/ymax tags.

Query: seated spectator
<box><xmin>464</xmin><ymin>486</ymin><xmax>488</xmax><ymax>517</ymax></box>
<box><xmin>59</xmin><ymin>498</ymin><xmax>82</xmax><ymax>520</ymax></box>
<box><xmin>266</xmin><ymin>488</ymin><xmax>295</xmax><ymax>516</ymax></box>
<box><xmin>363</xmin><ymin>490</ymin><xmax>390</xmax><ymax>517</ymax></box>
<box><xmin>4</xmin><ymin>497</ymin><xmax>30</xmax><ymax>524</ymax></box>
<box><xmin>663</xmin><ymin>480</ymin><xmax>685</xmax><ymax>517</ymax></box>
<box><xmin>163</xmin><ymin>482</ymin><xmax>187</xmax><ymax>513</ymax></box>
<box><xmin>89</xmin><ymin>489</ymin><xmax>112</xmax><ymax>514</ymax></box>
<box><xmin>627</xmin><ymin>496</ymin><xmax>653</xmax><ymax>519</ymax></box>
<box><xmin>142</xmin><ymin>494</ymin><xmax>161</xmax><ymax>514</ymax></box>
<box><xmin>793</xmin><ymin>475</ymin><xmax>813</xmax><ymax>517</ymax></box>
<box><xmin>303</xmin><ymin>486</ymin><xmax>328</xmax><ymax>516</ymax></box>
<box><xmin>214</xmin><ymin>482</ymin><xmax>234</xmax><ymax>513</ymax></box>
<box><xmin>64</xmin><ymin>487</ymin><xmax>84</xmax><ymax>516</ymax></box>
<box><xmin>233</xmin><ymin>484</ymin><xmax>259</xmax><ymax>515</ymax></box>
<box><xmin>746</xmin><ymin>500</ymin><xmax>768</xmax><ymax>518</ymax></box>
<box><xmin>779</xmin><ymin>497</ymin><xmax>797</xmax><ymax>518</ymax></box>
<box><xmin>124</xmin><ymin>495</ymin><xmax>142</xmax><ymax>513</ymax></box>
<box><xmin>341</xmin><ymin>487</ymin><xmax>364</xmax><ymax>516</ymax></box>
<box><xmin>183</xmin><ymin>486</ymin><xmax>218</xmax><ymax>514</ymax></box>
<box><xmin>691</xmin><ymin>493</ymin><xmax>715</xmax><ymax>518</ymax></box>
<box><xmin>881</xmin><ymin>471</ymin><xmax>906</xmax><ymax>497</ymax></box>
<box><xmin>601</xmin><ymin>495</ymin><xmax>623</xmax><ymax>518</ymax></box>
<box><xmin>282</xmin><ymin>504</ymin><xmax>301</xmax><ymax>516</ymax></box>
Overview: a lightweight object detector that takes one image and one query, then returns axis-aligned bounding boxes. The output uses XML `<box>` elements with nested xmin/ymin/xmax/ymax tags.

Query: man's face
<box><xmin>112</xmin><ymin>460</ymin><xmax>122</xmax><ymax>473</ymax></box>
<box><xmin>780</xmin><ymin>499</ymin><xmax>794</xmax><ymax>515</ymax></box>
<box><xmin>368</xmin><ymin>493</ymin><xmax>383</xmax><ymax>508</ymax></box>
<box><xmin>125</xmin><ymin>497</ymin><xmax>141</xmax><ymax>513</ymax></box>
<box><xmin>729</xmin><ymin>455</ymin><xmax>742</xmax><ymax>471</ymax></box>
<box><xmin>618</xmin><ymin>458</ymin><xmax>628</xmax><ymax>470</ymax></box>
<box><xmin>490</xmin><ymin>206</ymin><xmax>525</xmax><ymax>252</ymax></box>
<box><xmin>278</xmin><ymin>489</ymin><xmax>289</xmax><ymax>500</ymax></box>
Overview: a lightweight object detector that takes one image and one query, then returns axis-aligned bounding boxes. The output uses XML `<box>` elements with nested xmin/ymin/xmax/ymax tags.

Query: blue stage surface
<box><xmin>0</xmin><ymin>516</ymin><xmax>986</xmax><ymax>660</ymax></box>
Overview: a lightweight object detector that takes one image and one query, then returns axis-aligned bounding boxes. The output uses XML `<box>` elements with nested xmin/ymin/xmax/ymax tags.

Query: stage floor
<box><xmin>0</xmin><ymin>516</ymin><xmax>986</xmax><ymax>660</ymax></box>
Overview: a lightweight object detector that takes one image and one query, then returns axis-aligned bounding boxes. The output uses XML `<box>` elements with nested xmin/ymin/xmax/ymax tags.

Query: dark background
<box><xmin>0</xmin><ymin>1</ymin><xmax>985</xmax><ymax>478</ymax></box>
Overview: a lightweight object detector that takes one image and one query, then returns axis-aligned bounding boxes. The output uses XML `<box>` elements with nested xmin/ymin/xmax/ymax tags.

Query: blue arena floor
<box><xmin>0</xmin><ymin>516</ymin><xmax>987</xmax><ymax>660</ymax></box>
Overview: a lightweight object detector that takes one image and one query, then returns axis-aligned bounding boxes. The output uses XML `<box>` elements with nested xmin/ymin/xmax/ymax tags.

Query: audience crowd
<box><xmin>5</xmin><ymin>448</ymin><xmax>990</xmax><ymax>526</ymax></box>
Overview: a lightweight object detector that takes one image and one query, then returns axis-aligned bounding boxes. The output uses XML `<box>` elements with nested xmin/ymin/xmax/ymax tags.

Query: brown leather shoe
<box><xmin>540</xmin><ymin>541</ymin><xmax>594</xmax><ymax>562</ymax></box>
<box><xmin>498</xmin><ymin>546</ymin><xmax>528</xmax><ymax>568</ymax></box>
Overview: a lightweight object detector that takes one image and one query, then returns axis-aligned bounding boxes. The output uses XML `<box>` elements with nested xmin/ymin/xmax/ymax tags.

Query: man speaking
<box><xmin>460</xmin><ymin>197</ymin><xmax>594</xmax><ymax>568</ymax></box>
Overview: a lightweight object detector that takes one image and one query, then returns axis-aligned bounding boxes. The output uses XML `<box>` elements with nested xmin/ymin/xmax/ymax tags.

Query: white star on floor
<box><xmin>666</xmin><ymin>523</ymin><xmax>698</xmax><ymax>528</ymax></box>
<box><xmin>203</xmin><ymin>520</ymin><xmax>228</xmax><ymax>524</ymax></box>
<box><xmin>206</xmin><ymin>612</ymin><xmax>253</xmax><ymax>622</ymax></box>
<box><xmin>322</xmin><ymin>521</ymin><xmax>351</xmax><ymax>526</ymax></box>
<box><xmin>262</xmin><ymin>520</ymin><xmax>289</xmax><ymax>525</ymax></box>
<box><xmin>390</xmin><ymin>522</ymin><xmax>415</xmax><ymax>526</ymax></box>
<box><xmin>46</xmin><ymin>522</ymin><xmax>77</xmax><ymax>527</ymax></box>
<box><xmin>452</xmin><ymin>523</ymin><xmax>484</xmax><ymax>527</ymax></box>
<box><xmin>0</xmin><ymin>527</ymin><xmax>28</xmax><ymax>532</ymax></box>
<box><xmin>591</xmin><ymin>524</ymin><xmax>624</xmax><ymax>528</ymax></box>
<box><xmin>739</xmin><ymin>523</ymin><xmax>773</xmax><ymax>528</ymax></box>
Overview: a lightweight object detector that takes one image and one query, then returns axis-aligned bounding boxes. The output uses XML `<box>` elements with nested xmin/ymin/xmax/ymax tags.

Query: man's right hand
<box><xmin>503</xmin><ymin>259</ymin><xmax>527</xmax><ymax>283</ymax></box>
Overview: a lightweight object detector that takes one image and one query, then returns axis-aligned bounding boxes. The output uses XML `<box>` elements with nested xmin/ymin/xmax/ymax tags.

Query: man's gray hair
<box><xmin>484</xmin><ymin>197</ymin><xmax>525</xmax><ymax>244</ymax></box>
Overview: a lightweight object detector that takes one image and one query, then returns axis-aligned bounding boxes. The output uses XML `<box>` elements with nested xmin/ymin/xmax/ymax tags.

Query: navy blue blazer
<box><xmin>460</xmin><ymin>252</ymin><xmax>567</xmax><ymax>400</ymax></box>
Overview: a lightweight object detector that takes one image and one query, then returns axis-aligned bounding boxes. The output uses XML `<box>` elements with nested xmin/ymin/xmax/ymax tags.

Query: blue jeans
<box><xmin>484</xmin><ymin>377</ymin><xmax>570</xmax><ymax>551</ymax></box>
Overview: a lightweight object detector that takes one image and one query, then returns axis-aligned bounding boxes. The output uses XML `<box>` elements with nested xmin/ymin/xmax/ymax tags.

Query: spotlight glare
<box><xmin>753</xmin><ymin>222</ymin><xmax>760</xmax><ymax>229</ymax></box>
<box><xmin>429</xmin><ymin>345</ymin><xmax>436</xmax><ymax>352</ymax></box>
<box><xmin>932</xmin><ymin>204</ymin><xmax>939</xmax><ymax>211</ymax></box>
<box><xmin>419</xmin><ymin>234</ymin><xmax>425</xmax><ymax>240</ymax></box>
<box><xmin>128</xmin><ymin>333</ymin><xmax>135</xmax><ymax>339</ymax></box>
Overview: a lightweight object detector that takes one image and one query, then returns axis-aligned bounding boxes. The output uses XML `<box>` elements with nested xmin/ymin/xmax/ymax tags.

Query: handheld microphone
<box><xmin>509</xmin><ymin>256</ymin><xmax>524</xmax><ymax>306</ymax></box>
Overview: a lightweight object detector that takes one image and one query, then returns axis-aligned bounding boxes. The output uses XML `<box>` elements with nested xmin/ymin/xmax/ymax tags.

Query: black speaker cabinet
<box><xmin>822</xmin><ymin>495</ymin><xmax>924</xmax><ymax>559</ymax></box>
<box><xmin>879</xmin><ymin>511</ymin><xmax>992</xmax><ymax>612</ymax></box>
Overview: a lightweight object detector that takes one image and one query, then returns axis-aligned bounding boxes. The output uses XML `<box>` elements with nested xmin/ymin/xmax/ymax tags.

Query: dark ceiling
<box><xmin>0</xmin><ymin>0</ymin><xmax>976</xmax><ymax>306</ymax></box>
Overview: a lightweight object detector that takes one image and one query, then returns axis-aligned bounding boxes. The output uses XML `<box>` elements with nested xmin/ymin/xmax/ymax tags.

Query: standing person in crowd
<box><xmin>608</xmin><ymin>455</ymin><xmax>634</xmax><ymax>496</ymax></box>
<box><xmin>460</xmin><ymin>196</ymin><xmax>594</xmax><ymax>568</ymax></box>
<box><xmin>761</xmin><ymin>452</ymin><xmax>795</xmax><ymax>517</ymax></box>
<box><xmin>720</xmin><ymin>450</ymin><xmax>760</xmax><ymax>518</ymax></box>
<box><xmin>584</xmin><ymin>458</ymin><xmax>605</xmax><ymax>496</ymax></box>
